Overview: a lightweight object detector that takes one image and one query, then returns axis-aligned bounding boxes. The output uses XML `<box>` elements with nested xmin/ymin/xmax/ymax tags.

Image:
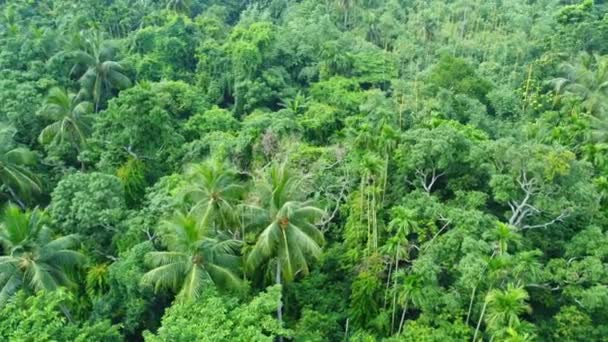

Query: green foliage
<box><xmin>91</xmin><ymin>242</ymin><xmax>160</xmax><ymax>336</ymax></box>
<box><xmin>0</xmin><ymin>124</ymin><xmax>40</xmax><ymax>201</ymax></box>
<box><xmin>67</xmin><ymin>30</ymin><xmax>131</xmax><ymax>109</ymax></box>
<box><xmin>0</xmin><ymin>205</ymin><xmax>85</xmax><ymax>306</ymax></box>
<box><xmin>86</xmin><ymin>82</ymin><xmax>194</xmax><ymax>176</ymax></box>
<box><xmin>116</xmin><ymin>157</ymin><xmax>148</xmax><ymax>207</ymax></box>
<box><xmin>0</xmin><ymin>290</ymin><xmax>121</xmax><ymax>342</ymax></box>
<box><xmin>427</xmin><ymin>55</ymin><xmax>493</xmax><ymax>102</ymax></box>
<box><xmin>246</xmin><ymin>163</ymin><xmax>325</xmax><ymax>283</ymax></box>
<box><xmin>132</xmin><ymin>15</ymin><xmax>199</xmax><ymax>81</ymax></box>
<box><xmin>185</xmin><ymin>106</ymin><xmax>240</xmax><ymax>138</ymax></box>
<box><xmin>38</xmin><ymin>87</ymin><xmax>92</xmax><ymax>165</ymax></box>
<box><xmin>142</xmin><ymin>211</ymin><xmax>242</xmax><ymax>302</ymax></box>
<box><xmin>144</xmin><ymin>285</ymin><xmax>291</xmax><ymax>341</ymax></box>
<box><xmin>49</xmin><ymin>172</ymin><xmax>126</xmax><ymax>253</ymax></box>
<box><xmin>0</xmin><ymin>0</ymin><xmax>607</xmax><ymax>340</ymax></box>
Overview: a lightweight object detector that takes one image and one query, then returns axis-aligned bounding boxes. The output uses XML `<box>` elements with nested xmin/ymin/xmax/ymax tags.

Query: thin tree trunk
<box><xmin>75</xmin><ymin>144</ymin><xmax>85</xmax><ymax>171</ymax></box>
<box><xmin>6</xmin><ymin>186</ymin><xmax>26</xmax><ymax>209</ymax></box>
<box><xmin>276</xmin><ymin>261</ymin><xmax>284</xmax><ymax>342</ymax></box>
<box><xmin>398</xmin><ymin>303</ymin><xmax>408</xmax><ymax>335</ymax></box>
<box><xmin>390</xmin><ymin>255</ymin><xmax>400</xmax><ymax>334</ymax></box>
<box><xmin>344</xmin><ymin>318</ymin><xmax>350</xmax><ymax>341</ymax></box>
<box><xmin>372</xmin><ymin>181</ymin><xmax>378</xmax><ymax>251</ymax></box>
<box><xmin>465</xmin><ymin>285</ymin><xmax>477</xmax><ymax>326</ymax></box>
<box><xmin>383</xmin><ymin>260</ymin><xmax>393</xmax><ymax>309</ymax></box>
<box><xmin>381</xmin><ymin>152</ymin><xmax>389</xmax><ymax>206</ymax></box>
<box><xmin>467</xmin><ymin>251</ymin><xmax>496</xmax><ymax>325</ymax></box>
<box><xmin>473</xmin><ymin>299</ymin><xmax>488</xmax><ymax>342</ymax></box>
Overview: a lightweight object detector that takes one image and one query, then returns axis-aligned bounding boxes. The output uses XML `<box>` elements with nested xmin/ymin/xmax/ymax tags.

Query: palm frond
<box><xmin>43</xmin><ymin>250</ymin><xmax>86</xmax><ymax>269</ymax></box>
<box><xmin>206</xmin><ymin>262</ymin><xmax>243</xmax><ymax>291</ymax></box>
<box><xmin>26</xmin><ymin>261</ymin><xmax>58</xmax><ymax>292</ymax></box>
<box><xmin>0</xmin><ymin>275</ymin><xmax>22</xmax><ymax>307</ymax></box>
<box><xmin>38</xmin><ymin>122</ymin><xmax>62</xmax><ymax>145</ymax></box>
<box><xmin>246</xmin><ymin>223</ymin><xmax>279</xmax><ymax>271</ymax></box>
<box><xmin>144</xmin><ymin>251</ymin><xmax>188</xmax><ymax>267</ymax></box>
<box><xmin>287</xmin><ymin>222</ymin><xmax>323</xmax><ymax>260</ymax></box>
<box><xmin>176</xmin><ymin>266</ymin><xmax>205</xmax><ymax>302</ymax></box>
<box><xmin>141</xmin><ymin>262</ymin><xmax>188</xmax><ymax>293</ymax></box>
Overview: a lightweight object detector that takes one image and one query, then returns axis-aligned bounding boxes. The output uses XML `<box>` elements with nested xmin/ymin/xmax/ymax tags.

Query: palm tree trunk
<box><xmin>467</xmin><ymin>251</ymin><xmax>496</xmax><ymax>325</ymax></box>
<box><xmin>276</xmin><ymin>261</ymin><xmax>284</xmax><ymax>342</ymax></box>
<box><xmin>75</xmin><ymin>144</ymin><xmax>85</xmax><ymax>171</ymax></box>
<box><xmin>383</xmin><ymin>260</ymin><xmax>393</xmax><ymax>309</ymax></box>
<box><xmin>6</xmin><ymin>186</ymin><xmax>25</xmax><ymax>209</ymax></box>
<box><xmin>343</xmin><ymin>318</ymin><xmax>350</xmax><ymax>341</ymax></box>
<box><xmin>465</xmin><ymin>285</ymin><xmax>477</xmax><ymax>326</ymax></box>
<box><xmin>390</xmin><ymin>255</ymin><xmax>400</xmax><ymax>334</ymax></box>
<box><xmin>473</xmin><ymin>299</ymin><xmax>488</xmax><ymax>342</ymax></box>
<box><xmin>398</xmin><ymin>302</ymin><xmax>408</xmax><ymax>335</ymax></box>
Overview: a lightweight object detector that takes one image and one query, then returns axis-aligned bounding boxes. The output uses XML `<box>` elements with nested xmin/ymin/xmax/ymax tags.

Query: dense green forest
<box><xmin>0</xmin><ymin>0</ymin><xmax>607</xmax><ymax>340</ymax></box>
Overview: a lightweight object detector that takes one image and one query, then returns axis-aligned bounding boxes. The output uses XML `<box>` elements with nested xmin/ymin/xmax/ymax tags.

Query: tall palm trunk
<box><xmin>390</xmin><ymin>254</ymin><xmax>400</xmax><ymax>334</ymax></box>
<box><xmin>383</xmin><ymin>260</ymin><xmax>393</xmax><ymax>309</ymax></box>
<box><xmin>397</xmin><ymin>302</ymin><xmax>408</xmax><ymax>335</ymax></box>
<box><xmin>473</xmin><ymin>299</ymin><xmax>488</xmax><ymax>342</ymax></box>
<box><xmin>276</xmin><ymin>261</ymin><xmax>284</xmax><ymax>342</ymax></box>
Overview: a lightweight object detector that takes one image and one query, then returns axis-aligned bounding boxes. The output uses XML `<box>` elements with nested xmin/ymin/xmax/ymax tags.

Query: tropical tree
<box><xmin>246</xmin><ymin>163</ymin><xmax>325</xmax><ymax>334</ymax></box>
<box><xmin>383</xmin><ymin>206</ymin><xmax>417</xmax><ymax>332</ymax></box>
<box><xmin>484</xmin><ymin>284</ymin><xmax>532</xmax><ymax>339</ymax></box>
<box><xmin>0</xmin><ymin>205</ymin><xmax>84</xmax><ymax>306</ymax></box>
<box><xmin>38</xmin><ymin>87</ymin><xmax>93</xmax><ymax>157</ymax></box>
<box><xmin>0</xmin><ymin>125</ymin><xmax>40</xmax><ymax>205</ymax></box>
<box><xmin>141</xmin><ymin>211</ymin><xmax>242</xmax><ymax>302</ymax></box>
<box><xmin>395</xmin><ymin>272</ymin><xmax>426</xmax><ymax>335</ymax></box>
<box><xmin>484</xmin><ymin>222</ymin><xmax>522</xmax><ymax>256</ymax></box>
<box><xmin>69</xmin><ymin>30</ymin><xmax>131</xmax><ymax>110</ymax></box>
<box><xmin>551</xmin><ymin>52</ymin><xmax>608</xmax><ymax>118</ymax></box>
<box><xmin>180</xmin><ymin>160</ymin><xmax>245</xmax><ymax>237</ymax></box>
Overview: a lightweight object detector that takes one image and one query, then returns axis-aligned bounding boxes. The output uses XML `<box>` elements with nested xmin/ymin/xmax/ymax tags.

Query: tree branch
<box><xmin>521</xmin><ymin>211</ymin><xmax>570</xmax><ymax>230</ymax></box>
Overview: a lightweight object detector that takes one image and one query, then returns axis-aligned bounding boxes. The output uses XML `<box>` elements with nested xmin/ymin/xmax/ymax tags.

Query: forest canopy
<box><xmin>0</xmin><ymin>0</ymin><xmax>608</xmax><ymax>341</ymax></box>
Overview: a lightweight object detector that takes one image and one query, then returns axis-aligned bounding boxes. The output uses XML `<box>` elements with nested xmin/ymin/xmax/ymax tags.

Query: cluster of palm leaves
<box><xmin>141</xmin><ymin>211</ymin><xmax>242</xmax><ymax>302</ymax></box>
<box><xmin>0</xmin><ymin>205</ymin><xmax>85</xmax><ymax>306</ymax></box>
<box><xmin>141</xmin><ymin>161</ymin><xmax>325</xmax><ymax>305</ymax></box>
<box><xmin>0</xmin><ymin>29</ymin><xmax>132</xmax><ymax>200</ymax></box>
<box><xmin>38</xmin><ymin>88</ymin><xmax>92</xmax><ymax>153</ymax></box>
<box><xmin>551</xmin><ymin>52</ymin><xmax>608</xmax><ymax>141</ymax></box>
<box><xmin>66</xmin><ymin>30</ymin><xmax>132</xmax><ymax>111</ymax></box>
<box><xmin>0</xmin><ymin>124</ymin><xmax>40</xmax><ymax>206</ymax></box>
<box><xmin>35</xmin><ymin>30</ymin><xmax>131</xmax><ymax>168</ymax></box>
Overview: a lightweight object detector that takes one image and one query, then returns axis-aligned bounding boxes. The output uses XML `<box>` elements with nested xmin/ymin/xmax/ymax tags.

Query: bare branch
<box><xmin>508</xmin><ymin>170</ymin><xmax>539</xmax><ymax>227</ymax></box>
<box><xmin>521</xmin><ymin>211</ymin><xmax>570</xmax><ymax>230</ymax></box>
<box><xmin>415</xmin><ymin>168</ymin><xmax>444</xmax><ymax>193</ymax></box>
<box><xmin>93</xmin><ymin>250</ymin><xmax>118</xmax><ymax>261</ymax></box>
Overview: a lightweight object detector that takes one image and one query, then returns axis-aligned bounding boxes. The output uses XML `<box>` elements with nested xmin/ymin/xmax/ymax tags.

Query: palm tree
<box><xmin>484</xmin><ymin>284</ymin><xmax>532</xmax><ymax>339</ymax></box>
<box><xmin>0</xmin><ymin>204</ymin><xmax>84</xmax><ymax>306</ymax></box>
<box><xmin>0</xmin><ymin>124</ymin><xmax>40</xmax><ymax>205</ymax></box>
<box><xmin>395</xmin><ymin>273</ymin><xmax>426</xmax><ymax>335</ymax></box>
<box><xmin>551</xmin><ymin>52</ymin><xmax>608</xmax><ymax>118</ymax></box>
<box><xmin>484</xmin><ymin>222</ymin><xmax>522</xmax><ymax>256</ymax></box>
<box><xmin>246</xmin><ymin>163</ymin><xmax>325</xmax><ymax>335</ymax></box>
<box><xmin>181</xmin><ymin>160</ymin><xmax>245</xmax><ymax>236</ymax></box>
<box><xmin>69</xmin><ymin>30</ymin><xmax>131</xmax><ymax>110</ymax></box>
<box><xmin>384</xmin><ymin>206</ymin><xmax>417</xmax><ymax>333</ymax></box>
<box><xmin>38</xmin><ymin>88</ymin><xmax>92</xmax><ymax>155</ymax></box>
<box><xmin>141</xmin><ymin>211</ymin><xmax>242</xmax><ymax>302</ymax></box>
